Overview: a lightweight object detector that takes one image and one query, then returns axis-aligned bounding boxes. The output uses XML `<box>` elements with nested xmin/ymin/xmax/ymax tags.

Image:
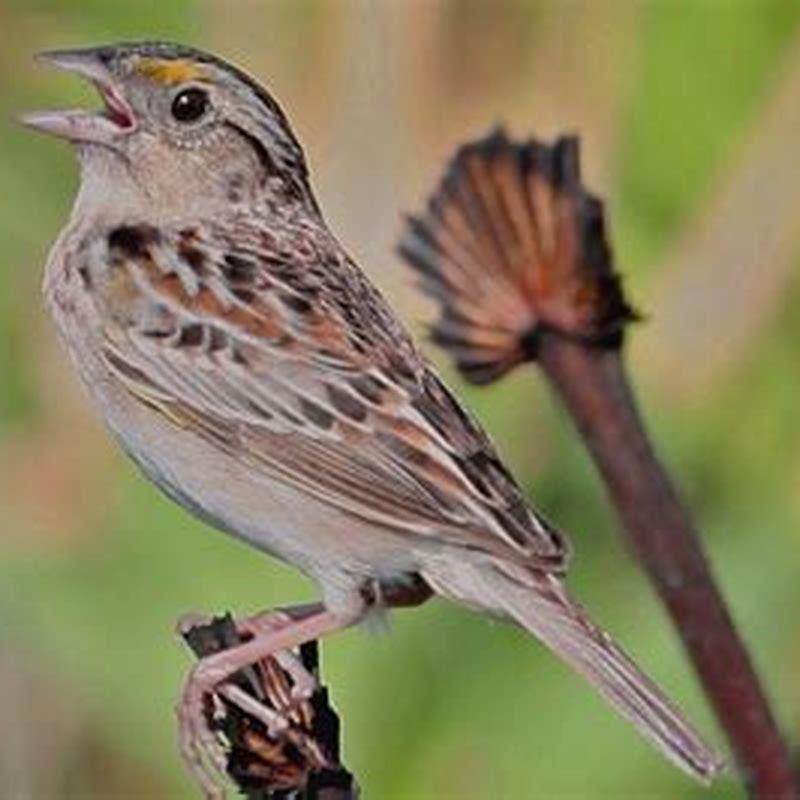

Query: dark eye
<box><xmin>171</xmin><ymin>88</ymin><xmax>210</xmax><ymax>123</ymax></box>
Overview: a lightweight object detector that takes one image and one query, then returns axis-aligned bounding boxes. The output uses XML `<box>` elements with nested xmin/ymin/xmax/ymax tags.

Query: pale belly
<box><xmin>103</xmin><ymin>367</ymin><xmax>421</xmax><ymax>582</ymax></box>
<box><xmin>45</xmin><ymin>276</ymin><xmax>423</xmax><ymax>613</ymax></box>
<box><xmin>94</xmin><ymin>363</ymin><xmax>426</xmax><ymax>607</ymax></box>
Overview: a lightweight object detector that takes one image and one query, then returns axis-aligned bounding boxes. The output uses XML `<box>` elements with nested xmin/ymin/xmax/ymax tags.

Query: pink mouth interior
<box><xmin>95</xmin><ymin>80</ymin><xmax>135</xmax><ymax>130</ymax></box>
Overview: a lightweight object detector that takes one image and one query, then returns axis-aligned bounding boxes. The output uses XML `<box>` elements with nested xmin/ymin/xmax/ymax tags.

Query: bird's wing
<box><xmin>88</xmin><ymin>220</ymin><xmax>569</xmax><ymax>571</ymax></box>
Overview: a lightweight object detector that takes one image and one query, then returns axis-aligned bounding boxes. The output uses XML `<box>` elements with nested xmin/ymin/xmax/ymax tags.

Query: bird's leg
<box><xmin>236</xmin><ymin>606</ymin><xmax>321</xmax><ymax>700</ymax></box>
<box><xmin>176</xmin><ymin>603</ymin><xmax>357</xmax><ymax>799</ymax></box>
<box><xmin>215</xmin><ymin>682</ymin><xmax>291</xmax><ymax>734</ymax></box>
<box><xmin>176</xmin><ymin>688</ymin><xmax>227</xmax><ymax>800</ymax></box>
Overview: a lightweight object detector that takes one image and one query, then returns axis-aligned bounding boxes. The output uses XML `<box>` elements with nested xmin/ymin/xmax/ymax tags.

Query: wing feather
<box><xmin>89</xmin><ymin>221</ymin><xmax>569</xmax><ymax>571</ymax></box>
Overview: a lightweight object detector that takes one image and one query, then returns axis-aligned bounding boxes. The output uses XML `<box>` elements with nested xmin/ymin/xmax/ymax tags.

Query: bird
<box><xmin>23</xmin><ymin>42</ymin><xmax>721</xmax><ymax>797</ymax></box>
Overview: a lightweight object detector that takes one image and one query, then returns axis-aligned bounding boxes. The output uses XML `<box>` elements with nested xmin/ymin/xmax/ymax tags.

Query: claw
<box><xmin>175</xmin><ymin>688</ymin><xmax>228</xmax><ymax>799</ymax></box>
<box><xmin>273</xmin><ymin>650</ymin><xmax>318</xmax><ymax>701</ymax></box>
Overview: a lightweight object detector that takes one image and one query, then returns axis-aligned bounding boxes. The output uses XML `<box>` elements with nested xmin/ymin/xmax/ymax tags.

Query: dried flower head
<box><xmin>399</xmin><ymin>128</ymin><xmax>637</xmax><ymax>385</ymax></box>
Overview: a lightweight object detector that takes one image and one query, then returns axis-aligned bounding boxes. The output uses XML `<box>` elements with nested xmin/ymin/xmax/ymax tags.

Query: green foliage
<box><xmin>1</xmin><ymin>4</ymin><xmax>798</xmax><ymax>798</ymax></box>
<box><xmin>615</xmin><ymin>1</ymin><xmax>800</xmax><ymax>275</ymax></box>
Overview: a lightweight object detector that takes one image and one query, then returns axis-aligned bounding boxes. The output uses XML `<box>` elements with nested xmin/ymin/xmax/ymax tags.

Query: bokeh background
<box><xmin>1</xmin><ymin>1</ymin><xmax>799</xmax><ymax>798</ymax></box>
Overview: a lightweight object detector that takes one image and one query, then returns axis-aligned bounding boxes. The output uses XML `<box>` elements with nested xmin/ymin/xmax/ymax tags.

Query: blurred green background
<box><xmin>1</xmin><ymin>1</ymin><xmax>799</xmax><ymax>798</ymax></box>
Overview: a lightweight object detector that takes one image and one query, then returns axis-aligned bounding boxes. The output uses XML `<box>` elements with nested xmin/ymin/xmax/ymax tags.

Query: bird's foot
<box><xmin>175</xmin><ymin>603</ymin><xmax>348</xmax><ymax>799</ymax></box>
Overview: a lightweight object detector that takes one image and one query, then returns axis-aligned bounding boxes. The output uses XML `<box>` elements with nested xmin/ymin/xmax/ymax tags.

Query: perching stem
<box><xmin>398</xmin><ymin>128</ymin><xmax>799</xmax><ymax>798</ymax></box>
<box><xmin>537</xmin><ymin>336</ymin><xmax>799</xmax><ymax>799</ymax></box>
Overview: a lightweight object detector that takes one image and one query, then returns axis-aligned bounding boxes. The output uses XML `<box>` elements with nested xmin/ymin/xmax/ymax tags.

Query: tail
<box><xmin>421</xmin><ymin>557</ymin><xmax>723</xmax><ymax>783</ymax></box>
<box><xmin>398</xmin><ymin>128</ymin><xmax>636</xmax><ymax>386</ymax></box>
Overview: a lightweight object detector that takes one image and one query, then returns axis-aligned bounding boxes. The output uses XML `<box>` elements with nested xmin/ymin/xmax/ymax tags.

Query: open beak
<box><xmin>20</xmin><ymin>48</ymin><xmax>136</xmax><ymax>144</ymax></box>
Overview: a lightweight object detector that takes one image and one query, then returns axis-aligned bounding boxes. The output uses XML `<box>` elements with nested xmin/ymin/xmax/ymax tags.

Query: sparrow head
<box><xmin>22</xmin><ymin>42</ymin><xmax>318</xmax><ymax>218</ymax></box>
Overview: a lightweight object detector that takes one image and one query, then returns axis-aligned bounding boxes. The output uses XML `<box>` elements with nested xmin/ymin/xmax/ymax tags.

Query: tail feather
<box><xmin>421</xmin><ymin>557</ymin><xmax>723</xmax><ymax>783</ymax></box>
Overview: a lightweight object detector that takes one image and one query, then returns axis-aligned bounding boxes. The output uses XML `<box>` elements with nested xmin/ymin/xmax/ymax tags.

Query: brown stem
<box><xmin>398</xmin><ymin>127</ymin><xmax>798</xmax><ymax>796</ymax></box>
<box><xmin>537</xmin><ymin>334</ymin><xmax>798</xmax><ymax>799</ymax></box>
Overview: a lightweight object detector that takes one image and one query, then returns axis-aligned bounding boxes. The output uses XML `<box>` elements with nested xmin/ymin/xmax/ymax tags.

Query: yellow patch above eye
<box><xmin>135</xmin><ymin>58</ymin><xmax>208</xmax><ymax>86</ymax></box>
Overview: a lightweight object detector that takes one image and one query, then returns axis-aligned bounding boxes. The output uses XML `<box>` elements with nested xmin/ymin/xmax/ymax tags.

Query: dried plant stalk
<box><xmin>182</xmin><ymin>614</ymin><xmax>358</xmax><ymax>799</ymax></box>
<box><xmin>399</xmin><ymin>129</ymin><xmax>799</xmax><ymax>799</ymax></box>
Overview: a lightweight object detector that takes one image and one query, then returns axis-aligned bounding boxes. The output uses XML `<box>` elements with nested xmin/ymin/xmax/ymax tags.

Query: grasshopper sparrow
<box><xmin>23</xmin><ymin>42</ymin><xmax>720</xmax><ymax>796</ymax></box>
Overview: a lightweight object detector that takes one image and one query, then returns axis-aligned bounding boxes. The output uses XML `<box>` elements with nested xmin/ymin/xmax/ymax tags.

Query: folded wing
<box><xmin>85</xmin><ymin>220</ymin><xmax>569</xmax><ymax>571</ymax></box>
